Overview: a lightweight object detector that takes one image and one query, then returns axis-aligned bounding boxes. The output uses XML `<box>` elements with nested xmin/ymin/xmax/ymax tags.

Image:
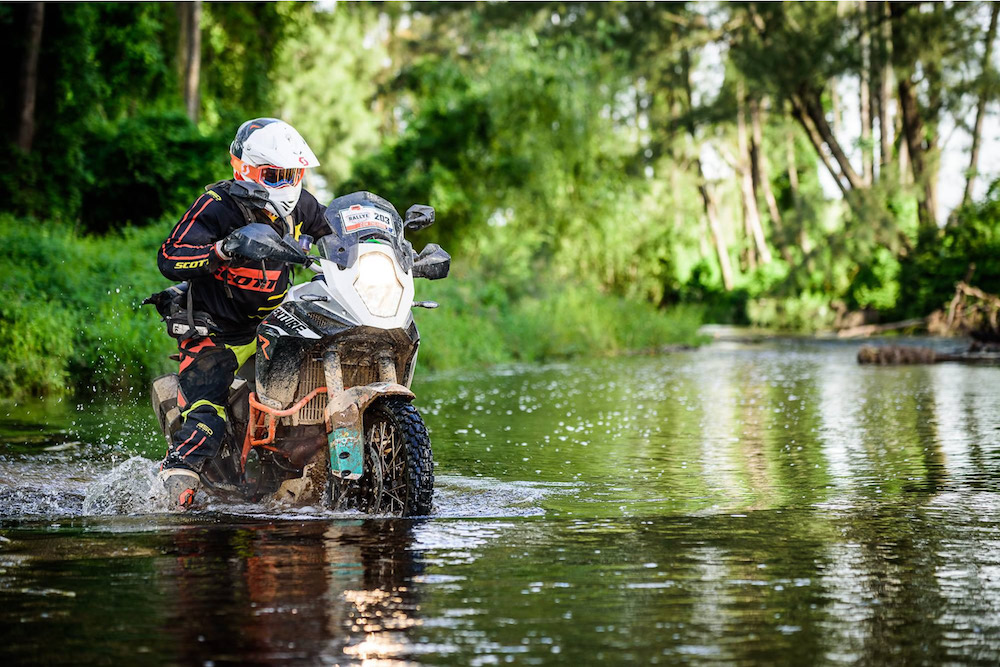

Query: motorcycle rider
<box><xmin>156</xmin><ymin>118</ymin><xmax>330</xmax><ymax>509</ymax></box>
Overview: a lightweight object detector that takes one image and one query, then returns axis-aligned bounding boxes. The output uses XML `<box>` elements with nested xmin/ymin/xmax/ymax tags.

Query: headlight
<box><xmin>354</xmin><ymin>251</ymin><xmax>403</xmax><ymax>317</ymax></box>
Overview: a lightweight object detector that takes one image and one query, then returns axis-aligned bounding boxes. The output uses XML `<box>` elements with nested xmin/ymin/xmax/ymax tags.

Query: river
<box><xmin>2</xmin><ymin>338</ymin><xmax>999</xmax><ymax>664</ymax></box>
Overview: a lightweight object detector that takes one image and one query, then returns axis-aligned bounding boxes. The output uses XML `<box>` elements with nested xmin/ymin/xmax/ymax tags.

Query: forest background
<box><xmin>2</xmin><ymin>1</ymin><xmax>1000</xmax><ymax>401</ymax></box>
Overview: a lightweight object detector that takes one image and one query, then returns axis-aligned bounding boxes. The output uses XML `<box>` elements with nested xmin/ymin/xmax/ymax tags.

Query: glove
<box><xmin>214</xmin><ymin>236</ymin><xmax>250</xmax><ymax>267</ymax></box>
<box><xmin>215</xmin><ymin>223</ymin><xmax>282</xmax><ymax>264</ymax></box>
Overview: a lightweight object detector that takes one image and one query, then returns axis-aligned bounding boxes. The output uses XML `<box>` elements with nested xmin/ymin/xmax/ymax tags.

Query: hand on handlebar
<box><xmin>215</xmin><ymin>223</ymin><xmax>310</xmax><ymax>267</ymax></box>
<box><xmin>217</xmin><ymin>227</ymin><xmax>268</xmax><ymax>262</ymax></box>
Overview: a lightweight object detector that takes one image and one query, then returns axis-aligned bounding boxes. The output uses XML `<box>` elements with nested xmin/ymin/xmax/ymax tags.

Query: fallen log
<box><xmin>858</xmin><ymin>345</ymin><xmax>952</xmax><ymax>364</ymax></box>
<box><xmin>857</xmin><ymin>344</ymin><xmax>1000</xmax><ymax>365</ymax></box>
<box><xmin>837</xmin><ymin>318</ymin><xmax>926</xmax><ymax>339</ymax></box>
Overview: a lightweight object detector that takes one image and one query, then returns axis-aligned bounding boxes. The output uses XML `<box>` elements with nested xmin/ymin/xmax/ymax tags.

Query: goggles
<box><xmin>231</xmin><ymin>156</ymin><xmax>305</xmax><ymax>188</ymax></box>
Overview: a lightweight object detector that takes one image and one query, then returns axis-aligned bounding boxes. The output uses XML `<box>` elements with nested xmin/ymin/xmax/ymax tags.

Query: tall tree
<box><xmin>877</xmin><ymin>0</ymin><xmax>894</xmax><ymax>175</ymax></box>
<box><xmin>859</xmin><ymin>0</ymin><xmax>874</xmax><ymax>185</ymax></box>
<box><xmin>682</xmin><ymin>51</ymin><xmax>734</xmax><ymax>290</ymax></box>
<box><xmin>741</xmin><ymin>3</ymin><xmax>865</xmax><ymax>197</ymax></box>
<box><xmin>750</xmin><ymin>96</ymin><xmax>790</xmax><ymax>261</ymax></box>
<box><xmin>892</xmin><ymin>1</ymin><xmax>940</xmax><ymax>230</ymax></box>
<box><xmin>736</xmin><ymin>81</ymin><xmax>772</xmax><ymax>265</ymax></box>
<box><xmin>960</xmin><ymin>1</ymin><xmax>1000</xmax><ymax>212</ymax></box>
<box><xmin>180</xmin><ymin>1</ymin><xmax>201</xmax><ymax>123</ymax></box>
<box><xmin>16</xmin><ymin>2</ymin><xmax>44</xmax><ymax>153</ymax></box>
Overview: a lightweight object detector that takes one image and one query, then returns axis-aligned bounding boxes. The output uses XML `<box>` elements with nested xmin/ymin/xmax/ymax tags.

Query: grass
<box><xmin>0</xmin><ymin>216</ymin><xmax>707</xmax><ymax>401</ymax></box>
<box><xmin>0</xmin><ymin>219</ymin><xmax>176</xmax><ymax>401</ymax></box>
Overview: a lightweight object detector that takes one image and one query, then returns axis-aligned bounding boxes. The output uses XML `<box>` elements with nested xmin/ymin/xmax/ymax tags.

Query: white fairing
<box><xmin>287</xmin><ymin>244</ymin><xmax>415</xmax><ymax>330</ymax></box>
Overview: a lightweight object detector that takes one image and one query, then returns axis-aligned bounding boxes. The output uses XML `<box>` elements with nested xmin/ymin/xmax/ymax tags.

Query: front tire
<box><xmin>330</xmin><ymin>397</ymin><xmax>433</xmax><ymax>516</ymax></box>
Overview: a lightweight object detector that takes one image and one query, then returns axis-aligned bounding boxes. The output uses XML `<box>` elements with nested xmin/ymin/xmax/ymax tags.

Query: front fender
<box><xmin>325</xmin><ymin>382</ymin><xmax>415</xmax><ymax>479</ymax></box>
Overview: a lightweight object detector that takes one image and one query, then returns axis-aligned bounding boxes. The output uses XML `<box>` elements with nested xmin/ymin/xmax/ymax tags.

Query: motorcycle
<box><xmin>148</xmin><ymin>191</ymin><xmax>450</xmax><ymax>516</ymax></box>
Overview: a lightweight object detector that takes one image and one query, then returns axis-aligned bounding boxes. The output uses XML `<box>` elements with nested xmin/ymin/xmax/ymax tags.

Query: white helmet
<box><xmin>229</xmin><ymin>118</ymin><xmax>320</xmax><ymax>219</ymax></box>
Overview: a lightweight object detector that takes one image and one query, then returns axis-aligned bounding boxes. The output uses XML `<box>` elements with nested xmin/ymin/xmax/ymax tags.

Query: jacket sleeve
<box><xmin>298</xmin><ymin>189</ymin><xmax>331</xmax><ymax>240</ymax></box>
<box><xmin>158</xmin><ymin>194</ymin><xmax>229</xmax><ymax>281</ymax></box>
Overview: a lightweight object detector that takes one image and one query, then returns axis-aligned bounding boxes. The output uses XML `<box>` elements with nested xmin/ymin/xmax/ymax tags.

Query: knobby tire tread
<box><xmin>328</xmin><ymin>397</ymin><xmax>434</xmax><ymax>517</ymax></box>
<box><xmin>381</xmin><ymin>397</ymin><xmax>434</xmax><ymax>516</ymax></box>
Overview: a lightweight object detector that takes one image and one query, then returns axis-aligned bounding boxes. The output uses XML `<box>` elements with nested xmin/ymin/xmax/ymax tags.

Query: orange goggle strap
<box><xmin>230</xmin><ymin>155</ymin><xmax>304</xmax><ymax>188</ymax></box>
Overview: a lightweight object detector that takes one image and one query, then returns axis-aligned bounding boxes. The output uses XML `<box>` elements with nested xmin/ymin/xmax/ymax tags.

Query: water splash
<box><xmin>0</xmin><ymin>461</ymin><xmax>89</xmax><ymax>518</ymax></box>
<box><xmin>82</xmin><ymin>456</ymin><xmax>159</xmax><ymax>516</ymax></box>
<box><xmin>432</xmin><ymin>475</ymin><xmax>574</xmax><ymax>518</ymax></box>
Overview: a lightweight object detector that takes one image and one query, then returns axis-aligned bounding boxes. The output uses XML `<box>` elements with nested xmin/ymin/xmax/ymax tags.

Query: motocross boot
<box><xmin>158</xmin><ymin>468</ymin><xmax>201</xmax><ymax>511</ymax></box>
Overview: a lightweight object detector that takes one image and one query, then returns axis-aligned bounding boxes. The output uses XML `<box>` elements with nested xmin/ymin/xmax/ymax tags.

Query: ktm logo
<box><xmin>214</xmin><ymin>266</ymin><xmax>282</xmax><ymax>293</ymax></box>
<box><xmin>258</xmin><ymin>333</ymin><xmax>271</xmax><ymax>360</ymax></box>
<box><xmin>230</xmin><ymin>274</ymin><xmax>279</xmax><ymax>290</ymax></box>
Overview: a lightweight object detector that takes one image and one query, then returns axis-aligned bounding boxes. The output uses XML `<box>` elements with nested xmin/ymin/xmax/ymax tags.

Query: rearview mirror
<box><xmin>405</xmin><ymin>204</ymin><xmax>435</xmax><ymax>231</ymax></box>
<box><xmin>412</xmin><ymin>243</ymin><xmax>450</xmax><ymax>280</ymax></box>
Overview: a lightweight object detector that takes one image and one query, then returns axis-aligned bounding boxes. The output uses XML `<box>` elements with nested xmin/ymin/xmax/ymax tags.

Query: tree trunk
<box><xmin>791</xmin><ymin>87</ymin><xmax>866</xmax><ymax>196</ymax></box>
<box><xmin>748</xmin><ymin>2</ymin><xmax>865</xmax><ymax>203</ymax></box>
<box><xmin>869</xmin><ymin>2</ymin><xmax>894</xmax><ymax>179</ymax></box>
<box><xmin>879</xmin><ymin>0</ymin><xmax>893</xmax><ymax>175</ymax></box>
<box><xmin>898</xmin><ymin>74</ymin><xmax>938</xmax><ymax>228</ymax></box>
<box><xmin>786</xmin><ymin>127</ymin><xmax>800</xmax><ymax>211</ymax></box>
<box><xmin>182</xmin><ymin>1</ymin><xmax>202</xmax><ymax>123</ymax></box>
<box><xmin>892</xmin><ymin>1</ymin><xmax>940</xmax><ymax>229</ymax></box>
<box><xmin>789</xmin><ymin>94</ymin><xmax>850</xmax><ymax>198</ymax></box>
<box><xmin>750</xmin><ymin>97</ymin><xmax>790</xmax><ymax>261</ymax></box>
<box><xmin>682</xmin><ymin>50</ymin><xmax>733</xmax><ymax>291</ymax></box>
<box><xmin>785</xmin><ymin>126</ymin><xmax>811</xmax><ymax>254</ymax></box>
<box><xmin>959</xmin><ymin>1</ymin><xmax>999</xmax><ymax>211</ymax></box>
<box><xmin>697</xmin><ymin>163</ymin><xmax>735</xmax><ymax>291</ymax></box>
<box><xmin>859</xmin><ymin>0</ymin><xmax>874</xmax><ymax>186</ymax></box>
<box><xmin>16</xmin><ymin>2</ymin><xmax>45</xmax><ymax>153</ymax></box>
<box><xmin>737</xmin><ymin>82</ymin><xmax>772</xmax><ymax>265</ymax></box>
<box><xmin>830</xmin><ymin>81</ymin><xmax>842</xmax><ymax>140</ymax></box>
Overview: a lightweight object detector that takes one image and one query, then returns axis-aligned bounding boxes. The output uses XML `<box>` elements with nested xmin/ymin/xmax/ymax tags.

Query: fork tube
<box><xmin>323</xmin><ymin>347</ymin><xmax>344</xmax><ymax>394</ymax></box>
<box><xmin>377</xmin><ymin>352</ymin><xmax>397</xmax><ymax>384</ymax></box>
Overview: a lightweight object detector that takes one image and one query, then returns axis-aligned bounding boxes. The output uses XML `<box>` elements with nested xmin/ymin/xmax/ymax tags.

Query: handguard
<box><xmin>220</xmin><ymin>223</ymin><xmax>310</xmax><ymax>265</ymax></box>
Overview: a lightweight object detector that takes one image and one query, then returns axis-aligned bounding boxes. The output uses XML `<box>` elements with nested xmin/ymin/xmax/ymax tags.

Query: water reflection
<box><xmin>157</xmin><ymin>520</ymin><xmax>424</xmax><ymax>665</ymax></box>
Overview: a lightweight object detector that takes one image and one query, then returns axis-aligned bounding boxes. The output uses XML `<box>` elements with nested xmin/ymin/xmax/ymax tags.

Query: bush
<box><xmin>80</xmin><ymin>112</ymin><xmax>231</xmax><ymax>232</ymax></box>
<box><xmin>0</xmin><ymin>219</ymin><xmax>174</xmax><ymax>400</ymax></box>
<box><xmin>0</xmin><ymin>217</ymin><xmax>708</xmax><ymax>400</ymax></box>
<box><xmin>897</xmin><ymin>181</ymin><xmax>1000</xmax><ymax>318</ymax></box>
<box><xmin>415</xmin><ymin>269</ymin><xmax>708</xmax><ymax>370</ymax></box>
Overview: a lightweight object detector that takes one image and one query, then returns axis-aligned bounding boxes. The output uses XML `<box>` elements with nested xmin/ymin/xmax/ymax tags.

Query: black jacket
<box><xmin>158</xmin><ymin>181</ymin><xmax>329</xmax><ymax>344</ymax></box>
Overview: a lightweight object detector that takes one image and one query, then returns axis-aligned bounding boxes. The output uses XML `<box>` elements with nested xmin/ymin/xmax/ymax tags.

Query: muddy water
<box><xmin>3</xmin><ymin>339</ymin><xmax>1000</xmax><ymax>664</ymax></box>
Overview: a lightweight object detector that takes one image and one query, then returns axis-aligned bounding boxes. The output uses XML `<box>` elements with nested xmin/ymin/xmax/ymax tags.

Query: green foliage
<box><xmin>0</xmin><ymin>219</ymin><xmax>174</xmax><ymax>400</ymax></box>
<box><xmin>81</xmin><ymin>112</ymin><xmax>229</xmax><ymax>231</ymax></box>
<box><xmin>897</xmin><ymin>181</ymin><xmax>1000</xmax><ymax>317</ymax></box>
<box><xmin>0</xmin><ymin>3</ymin><xmax>305</xmax><ymax>226</ymax></box>
<box><xmin>275</xmin><ymin>3</ymin><xmax>384</xmax><ymax>188</ymax></box>
<box><xmin>848</xmin><ymin>246</ymin><xmax>901</xmax><ymax>312</ymax></box>
<box><xmin>200</xmin><ymin>3</ymin><xmax>310</xmax><ymax>129</ymax></box>
<box><xmin>343</xmin><ymin>31</ymin><xmax>631</xmax><ymax>260</ymax></box>
<box><xmin>0</xmin><ymin>214</ymin><xmax>706</xmax><ymax>400</ymax></box>
<box><xmin>746</xmin><ymin>292</ymin><xmax>838</xmax><ymax>332</ymax></box>
<box><xmin>4</xmin><ymin>0</ymin><xmax>1000</xmax><ymax>391</ymax></box>
<box><xmin>414</xmin><ymin>268</ymin><xmax>708</xmax><ymax>371</ymax></box>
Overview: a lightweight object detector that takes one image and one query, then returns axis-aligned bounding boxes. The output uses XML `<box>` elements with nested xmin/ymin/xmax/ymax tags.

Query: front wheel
<box><xmin>330</xmin><ymin>397</ymin><xmax>434</xmax><ymax>516</ymax></box>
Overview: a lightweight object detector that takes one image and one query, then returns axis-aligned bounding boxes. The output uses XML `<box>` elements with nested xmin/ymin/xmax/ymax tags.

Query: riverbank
<box><xmin>0</xmin><ymin>219</ymin><xmax>707</xmax><ymax>401</ymax></box>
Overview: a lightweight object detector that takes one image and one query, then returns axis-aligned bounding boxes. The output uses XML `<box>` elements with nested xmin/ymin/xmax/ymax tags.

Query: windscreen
<box><xmin>317</xmin><ymin>191</ymin><xmax>413</xmax><ymax>271</ymax></box>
